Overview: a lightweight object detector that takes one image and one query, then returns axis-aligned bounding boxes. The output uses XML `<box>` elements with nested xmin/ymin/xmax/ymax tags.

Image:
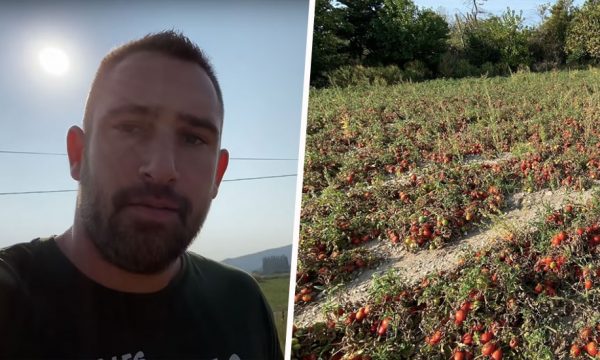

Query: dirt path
<box><xmin>294</xmin><ymin>186</ymin><xmax>598</xmax><ymax>326</ymax></box>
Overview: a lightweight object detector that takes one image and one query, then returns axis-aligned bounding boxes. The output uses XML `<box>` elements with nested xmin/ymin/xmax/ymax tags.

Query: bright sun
<box><xmin>39</xmin><ymin>47</ymin><xmax>70</xmax><ymax>76</ymax></box>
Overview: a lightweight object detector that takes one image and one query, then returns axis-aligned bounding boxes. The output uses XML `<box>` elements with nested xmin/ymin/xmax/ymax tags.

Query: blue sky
<box><xmin>413</xmin><ymin>0</ymin><xmax>585</xmax><ymax>25</ymax></box>
<box><xmin>0</xmin><ymin>1</ymin><xmax>309</xmax><ymax>261</ymax></box>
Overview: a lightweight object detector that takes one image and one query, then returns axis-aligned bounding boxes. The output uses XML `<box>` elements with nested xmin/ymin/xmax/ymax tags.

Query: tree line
<box><xmin>311</xmin><ymin>0</ymin><xmax>600</xmax><ymax>87</ymax></box>
<box><xmin>262</xmin><ymin>255</ymin><xmax>290</xmax><ymax>275</ymax></box>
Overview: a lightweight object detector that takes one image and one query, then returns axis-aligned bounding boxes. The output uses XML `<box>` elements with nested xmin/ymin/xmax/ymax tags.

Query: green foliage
<box><xmin>437</xmin><ymin>51</ymin><xmax>479</xmax><ymax>78</ymax></box>
<box><xmin>310</xmin><ymin>0</ymin><xmax>599</xmax><ymax>87</ymax></box>
<box><xmin>529</xmin><ymin>0</ymin><xmax>575</xmax><ymax>67</ymax></box>
<box><xmin>403</xmin><ymin>60</ymin><xmax>431</xmax><ymax>81</ymax></box>
<box><xmin>370</xmin><ymin>0</ymin><xmax>449</xmax><ymax>69</ymax></box>
<box><xmin>326</xmin><ymin>64</ymin><xmax>404</xmax><ymax>87</ymax></box>
<box><xmin>464</xmin><ymin>9</ymin><xmax>532</xmax><ymax>69</ymax></box>
<box><xmin>411</xmin><ymin>9</ymin><xmax>450</xmax><ymax>69</ymax></box>
<box><xmin>311</xmin><ymin>0</ymin><xmax>350</xmax><ymax>87</ymax></box>
<box><xmin>566</xmin><ymin>0</ymin><xmax>600</xmax><ymax>63</ymax></box>
<box><xmin>337</xmin><ymin>0</ymin><xmax>383</xmax><ymax>62</ymax></box>
<box><xmin>369</xmin><ymin>0</ymin><xmax>418</xmax><ymax>65</ymax></box>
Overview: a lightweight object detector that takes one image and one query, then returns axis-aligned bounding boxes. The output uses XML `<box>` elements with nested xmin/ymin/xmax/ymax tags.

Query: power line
<box><xmin>0</xmin><ymin>189</ymin><xmax>75</xmax><ymax>195</ymax></box>
<box><xmin>0</xmin><ymin>174</ymin><xmax>297</xmax><ymax>196</ymax></box>
<box><xmin>0</xmin><ymin>150</ymin><xmax>66</xmax><ymax>156</ymax></box>
<box><xmin>222</xmin><ymin>174</ymin><xmax>296</xmax><ymax>182</ymax></box>
<box><xmin>229</xmin><ymin>157</ymin><xmax>298</xmax><ymax>161</ymax></box>
<box><xmin>0</xmin><ymin>150</ymin><xmax>297</xmax><ymax>161</ymax></box>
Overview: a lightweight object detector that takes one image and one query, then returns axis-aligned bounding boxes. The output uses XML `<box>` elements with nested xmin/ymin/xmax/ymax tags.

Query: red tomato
<box><xmin>461</xmin><ymin>301</ymin><xmax>472</xmax><ymax>312</ymax></box>
<box><xmin>580</xmin><ymin>327</ymin><xmax>593</xmax><ymax>340</ymax></box>
<box><xmin>491</xmin><ymin>348</ymin><xmax>503</xmax><ymax>360</ymax></box>
<box><xmin>480</xmin><ymin>331</ymin><xmax>494</xmax><ymax>344</ymax></box>
<box><xmin>377</xmin><ymin>317</ymin><xmax>391</xmax><ymax>336</ymax></box>
<box><xmin>481</xmin><ymin>342</ymin><xmax>496</xmax><ymax>356</ymax></box>
<box><xmin>534</xmin><ymin>283</ymin><xmax>544</xmax><ymax>294</ymax></box>
<box><xmin>455</xmin><ymin>309</ymin><xmax>467</xmax><ymax>325</ymax></box>
<box><xmin>462</xmin><ymin>333</ymin><xmax>473</xmax><ymax>345</ymax></box>
<box><xmin>453</xmin><ymin>350</ymin><xmax>465</xmax><ymax>360</ymax></box>
<box><xmin>355</xmin><ymin>307</ymin><xmax>366</xmax><ymax>321</ymax></box>
<box><xmin>570</xmin><ymin>344</ymin><xmax>581</xmax><ymax>357</ymax></box>
<box><xmin>557</xmin><ymin>231</ymin><xmax>567</xmax><ymax>241</ymax></box>
<box><xmin>427</xmin><ymin>330</ymin><xmax>442</xmax><ymax>345</ymax></box>
<box><xmin>585</xmin><ymin>341</ymin><xmax>598</xmax><ymax>356</ymax></box>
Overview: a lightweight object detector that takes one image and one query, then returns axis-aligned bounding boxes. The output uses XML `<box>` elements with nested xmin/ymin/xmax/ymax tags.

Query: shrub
<box><xmin>327</xmin><ymin>65</ymin><xmax>405</xmax><ymax>87</ymax></box>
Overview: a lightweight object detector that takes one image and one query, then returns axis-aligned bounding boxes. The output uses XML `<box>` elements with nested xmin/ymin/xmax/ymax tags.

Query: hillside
<box><xmin>221</xmin><ymin>244</ymin><xmax>292</xmax><ymax>273</ymax></box>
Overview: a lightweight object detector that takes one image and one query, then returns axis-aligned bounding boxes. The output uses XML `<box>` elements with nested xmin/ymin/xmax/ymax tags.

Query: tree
<box><xmin>464</xmin><ymin>9</ymin><xmax>531</xmax><ymax>69</ymax></box>
<box><xmin>530</xmin><ymin>0</ymin><xmax>575</xmax><ymax>65</ymax></box>
<box><xmin>336</xmin><ymin>0</ymin><xmax>384</xmax><ymax>62</ymax></box>
<box><xmin>370</xmin><ymin>0</ymin><xmax>449</xmax><ymax>69</ymax></box>
<box><xmin>466</xmin><ymin>0</ymin><xmax>487</xmax><ymax>21</ymax></box>
<box><xmin>566</xmin><ymin>0</ymin><xmax>600</xmax><ymax>63</ymax></box>
<box><xmin>311</xmin><ymin>0</ymin><xmax>350</xmax><ymax>86</ymax></box>
<box><xmin>412</xmin><ymin>9</ymin><xmax>450</xmax><ymax>69</ymax></box>
<box><xmin>262</xmin><ymin>255</ymin><xmax>289</xmax><ymax>275</ymax></box>
<box><xmin>370</xmin><ymin>0</ymin><xmax>419</xmax><ymax>65</ymax></box>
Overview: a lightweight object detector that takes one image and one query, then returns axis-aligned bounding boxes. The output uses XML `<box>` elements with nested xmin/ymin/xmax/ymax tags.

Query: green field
<box><xmin>294</xmin><ymin>69</ymin><xmax>600</xmax><ymax>359</ymax></box>
<box><xmin>258</xmin><ymin>274</ymin><xmax>291</xmax><ymax>352</ymax></box>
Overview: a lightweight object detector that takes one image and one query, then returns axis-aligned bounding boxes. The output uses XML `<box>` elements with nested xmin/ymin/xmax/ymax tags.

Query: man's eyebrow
<box><xmin>102</xmin><ymin>103</ymin><xmax>155</xmax><ymax>122</ymax></box>
<box><xmin>101</xmin><ymin>103</ymin><xmax>220</xmax><ymax>136</ymax></box>
<box><xmin>177</xmin><ymin>112</ymin><xmax>220</xmax><ymax>137</ymax></box>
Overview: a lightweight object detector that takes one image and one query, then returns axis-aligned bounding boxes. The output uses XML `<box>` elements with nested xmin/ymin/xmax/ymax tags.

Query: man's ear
<box><xmin>212</xmin><ymin>149</ymin><xmax>229</xmax><ymax>198</ymax></box>
<box><xmin>66</xmin><ymin>126</ymin><xmax>85</xmax><ymax>181</ymax></box>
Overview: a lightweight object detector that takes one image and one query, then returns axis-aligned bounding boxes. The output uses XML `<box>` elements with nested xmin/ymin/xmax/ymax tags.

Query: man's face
<box><xmin>75</xmin><ymin>51</ymin><xmax>227</xmax><ymax>274</ymax></box>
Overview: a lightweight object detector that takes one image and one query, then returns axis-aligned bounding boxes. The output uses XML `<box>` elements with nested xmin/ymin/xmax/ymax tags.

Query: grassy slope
<box><xmin>259</xmin><ymin>274</ymin><xmax>291</xmax><ymax>352</ymax></box>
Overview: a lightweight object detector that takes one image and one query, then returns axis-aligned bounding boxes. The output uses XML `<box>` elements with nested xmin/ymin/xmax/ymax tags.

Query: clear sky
<box><xmin>413</xmin><ymin>0</ymin><xmax>585</xmax><ymax>25</ymax></box>
<box><xmin>0</xmin><ymin>1</ymin><xmax>309</xmax><ymax>261</ymax></box>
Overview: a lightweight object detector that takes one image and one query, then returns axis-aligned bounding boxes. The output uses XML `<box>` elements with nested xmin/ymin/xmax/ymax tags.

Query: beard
<box><xmin>78</xmin><ymin>158</ymin><xmax>210</xmax><ymax>274</ymax></box>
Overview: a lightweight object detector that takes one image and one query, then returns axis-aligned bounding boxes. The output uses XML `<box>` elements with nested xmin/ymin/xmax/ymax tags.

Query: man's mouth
<box><xmin>128</xmin><ymin>198</ymin><xmax>180</xmax><ymax>211</ymax></box>
<box><xmin>124</xmin><ymin>198</ymin><xmax>181</xmax><ymax>221</ymax></box>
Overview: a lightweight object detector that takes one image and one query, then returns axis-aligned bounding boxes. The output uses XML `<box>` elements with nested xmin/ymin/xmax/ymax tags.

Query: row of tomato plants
<box><xmin>298</xmin><ymin>138</ymin><xmax>600</xmax><ymax>305</ymax></box>
<box><xmin>297</xmin><ymin>71</ymin><xmax>600</xmax><ymax>304</ymax></box>
<box><xmin>293</xmin><ymin>195</ymin><xmax>600</xmax><ymax>359</ymax></box>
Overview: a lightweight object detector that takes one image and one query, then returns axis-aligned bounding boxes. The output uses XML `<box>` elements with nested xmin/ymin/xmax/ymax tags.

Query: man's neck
<box><xmin>55</xmin><ymin>224</ymin><xmax>181</xmax><ymax>294</ymax></box>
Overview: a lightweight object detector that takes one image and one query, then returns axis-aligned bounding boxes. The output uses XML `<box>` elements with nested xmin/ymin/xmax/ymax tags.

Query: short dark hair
<box><xmin>83</xmin><ymin>30</ymin><xmax>224</xmax><ymax>134</ymax></box>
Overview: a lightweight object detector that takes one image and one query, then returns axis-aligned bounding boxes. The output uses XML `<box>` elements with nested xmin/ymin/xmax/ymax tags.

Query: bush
<box><xmin>463</xmin><ymin>9</ymin><xmax>531</xmax><ymax>69</ymax></box>
<box><xmin>327</xmin><ymin>65</ymin><xmax>405</xmax><ymax>87</ymax></box>
<box><xmin>566</xmin><ymin>0</ymin><xmax>600</xmax><ymax>64</ymax></box>
<box><xmin>403</xmin><ymin>60</ymin><xmax>431</xmax><ymax>81</ymax></box>
<box><xmin>479</xmin><ymin>61</ymin><xmax>495</xmax><ymax>76</ymax></box>
<box><xmin>438</xmin><ymin>52</ymin><xmax>479</xmax><ymax>78</ymax></box>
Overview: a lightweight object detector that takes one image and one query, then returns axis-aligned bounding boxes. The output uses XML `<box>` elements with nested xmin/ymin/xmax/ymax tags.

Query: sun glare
<box><xmin>39</xmin><ymin>47</ymin><xmax>70</xmax><ymax>76</ymax></box>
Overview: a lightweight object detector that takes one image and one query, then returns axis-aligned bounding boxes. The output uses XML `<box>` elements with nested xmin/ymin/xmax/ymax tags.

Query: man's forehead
<box><xmin>92</xmin><ymin>51</ymin><xmax>222</xmax><ymax>129</ymax></box>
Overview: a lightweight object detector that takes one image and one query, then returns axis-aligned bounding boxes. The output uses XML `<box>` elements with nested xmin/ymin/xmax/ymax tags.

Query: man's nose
<box><xmin>139</xmin><ymin>135</ymin><xmax>179</xmax><ymax>185</ymax></box>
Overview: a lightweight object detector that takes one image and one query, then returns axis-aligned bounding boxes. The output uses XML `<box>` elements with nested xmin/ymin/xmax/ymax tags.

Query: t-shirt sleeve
<box><xmin>0</xmin><ymin>258</ymin><xmax>32</xmax><ymax>359</ymax></box>
<box><xmin>186</xmin><ymin>254</ymin><xmax>286</xmax><ymax>359</ymax></box>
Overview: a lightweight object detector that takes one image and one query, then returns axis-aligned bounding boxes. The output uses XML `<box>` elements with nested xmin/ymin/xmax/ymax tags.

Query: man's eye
<box><xmin>118</xmin><ymin>124</ymin><xmax>142</xmax><ymax>134</ymax></box>
<box><xmin>184</xmin><ymin>134</ymin><xmax>205</xmax><ymax>145</ymax></box>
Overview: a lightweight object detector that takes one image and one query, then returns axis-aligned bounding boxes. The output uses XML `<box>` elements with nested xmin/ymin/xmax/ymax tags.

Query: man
<box><xmin>0</xmin><ymin>31</ymin><xmax>283</xmax><ymax>360</ymax></box>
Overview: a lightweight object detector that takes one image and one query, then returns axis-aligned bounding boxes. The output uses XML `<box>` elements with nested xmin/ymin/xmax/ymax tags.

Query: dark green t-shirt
<box><xmin>0</xmin><ymin>237</ymin><xmax>283</xmax><ymax>360</ymax></box>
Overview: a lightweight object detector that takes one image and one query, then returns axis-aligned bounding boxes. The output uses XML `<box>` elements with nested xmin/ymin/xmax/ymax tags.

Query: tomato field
<box><xmin>293</xmin><ymin>69</ymin><xmax>600</xmax><ymax>359</ymax></box>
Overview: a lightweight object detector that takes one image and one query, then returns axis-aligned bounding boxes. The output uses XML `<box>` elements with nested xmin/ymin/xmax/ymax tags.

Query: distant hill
<box><xmin>221</xmin><ymin>244</ymin><xmax>292</xmax><ymax>274</ymax></box>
